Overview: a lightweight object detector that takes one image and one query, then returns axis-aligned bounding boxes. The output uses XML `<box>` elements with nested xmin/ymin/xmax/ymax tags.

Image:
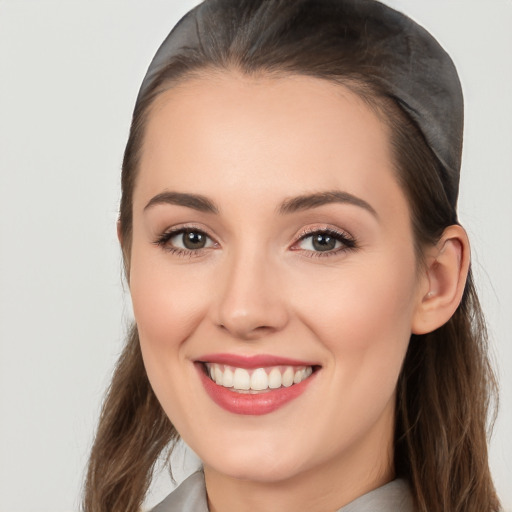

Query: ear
<box><xmin>412</xmin><ymin>225</ymin><xmax>470</xmax><ymax>335</ymax></box>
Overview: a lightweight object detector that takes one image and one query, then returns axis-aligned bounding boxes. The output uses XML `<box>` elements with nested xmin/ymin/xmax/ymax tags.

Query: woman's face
<box><xmin>129</xmin><ymin>73</ymin><xmax>428</xmax><ymax>487</ymax></box>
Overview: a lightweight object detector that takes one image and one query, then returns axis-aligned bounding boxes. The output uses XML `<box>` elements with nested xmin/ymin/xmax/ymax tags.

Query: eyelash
<box><xmin>153</xmin><ymin>226</ymin><xmax>216</xmax><ymax>258</ymax></box>
<box><xmin>153</xmin><ymin>226</ymin><xmax>357</xmax><ymax>258</ymax></box>
<box><xmin>293</xmin><ymin>227</ymin><xmax>357</xmax><ymax>258</ymax></box>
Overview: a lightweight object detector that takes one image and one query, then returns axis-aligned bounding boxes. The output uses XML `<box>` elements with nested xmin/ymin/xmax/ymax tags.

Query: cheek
<box><xmin>297</xmin><ymin>259</ymin><xmax>418</xmax><ymax>446</ymax></box>
<box><xmin>294</xmin><ymin>254</ymin><xmax>418</xmax><ymax>384</ymax></box>
<box><xmin>128</xmin><ymin>244</ymin><xmax>210</xmax><ymax>358</ymax></box>
<box><xmin>128</xmin><ymin>247</ymin><xmax>214</xmax><ymax>428</ymax></box>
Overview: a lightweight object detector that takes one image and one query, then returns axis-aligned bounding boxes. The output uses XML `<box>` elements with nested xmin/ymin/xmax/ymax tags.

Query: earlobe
<box><xmin>412</xmin><ymin>225</ymin><xmax>470</xmax><ymax>335</ymax></box>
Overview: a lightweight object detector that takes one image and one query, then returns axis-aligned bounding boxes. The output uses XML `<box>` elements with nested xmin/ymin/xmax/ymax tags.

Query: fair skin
<box><xmin>125</xmin><ymin>72</ymin><xmax>469</xmax><ymax>512</ymax></box>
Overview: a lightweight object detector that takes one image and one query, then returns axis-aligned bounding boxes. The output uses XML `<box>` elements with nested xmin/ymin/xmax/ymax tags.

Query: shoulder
<box><xmin>150</xmin><ymin>470</ymin><xmax>208</xmax><ymax>512</ymax></box>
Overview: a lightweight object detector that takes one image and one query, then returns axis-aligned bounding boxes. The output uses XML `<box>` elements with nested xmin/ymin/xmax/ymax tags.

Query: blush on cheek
<box><xmin>130</xmin><ymin>262</ymin><xmax>203</xmax><ymax>342</ymax></box>
<box><xmin>134</xmin><ymin>294</ymin><xmax>203</xmax><ymax>353</ymax></box>
<box><xmin>305</xmin><ymin>283</ymin><xmax>415</xmax><ymax>400</ymax></box>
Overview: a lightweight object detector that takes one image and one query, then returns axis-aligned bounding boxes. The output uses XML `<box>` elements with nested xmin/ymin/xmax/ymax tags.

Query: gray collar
<box><xmin>150</xmin><ymin>470</ymin><xmax>414</xmax><ymax>512</ymax></box>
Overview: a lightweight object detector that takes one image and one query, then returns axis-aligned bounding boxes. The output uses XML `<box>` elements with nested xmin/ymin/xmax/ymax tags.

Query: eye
<box><xmin>294</xmin><ymin>228</ymin><xmax>356</xmax><ymax>256</ymax></box>
<box><xmin>155</xmin><ymin>228</ymin><xmax>216</xmax><ymax>254</ymax></box>
<box><xmin>171</xmin><ymin>229</ymin><xmax>213</xmax><ymax>250</ymax></box>
<box><xmin>299</xmin><ymin>232</ymin><xmax>340</xmax><ymax>252</ymax></box>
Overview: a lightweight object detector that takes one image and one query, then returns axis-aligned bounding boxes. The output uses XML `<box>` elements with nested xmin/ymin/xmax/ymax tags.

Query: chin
<box><xmin>207</xmin><ymin>457</ymin><xmax>307</xmax><ymax>484</ymax></box>
<box><xmin>198</xmin><ymin>435</ymin><xmax>316</xmax><ymax>484</ymax></box>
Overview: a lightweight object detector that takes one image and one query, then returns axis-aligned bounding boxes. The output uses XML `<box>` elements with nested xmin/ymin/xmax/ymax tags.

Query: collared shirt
<box><xmin>151</xmin><ymin>470</ymin><xmax>414</xmax><ymax>512</ymax></box>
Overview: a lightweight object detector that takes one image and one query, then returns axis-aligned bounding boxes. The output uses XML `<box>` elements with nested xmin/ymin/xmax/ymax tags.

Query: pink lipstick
<box><xmin>195</xmin><ymin>353</ymin><xmax>319</xmax><ymax>415</ymax></box>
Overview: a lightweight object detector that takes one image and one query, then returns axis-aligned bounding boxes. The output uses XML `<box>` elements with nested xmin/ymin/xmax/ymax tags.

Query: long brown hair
<box><xmin>83</xmin><ymin>1</ymin><xmax>500</xmax><ymax>510</ymax></box>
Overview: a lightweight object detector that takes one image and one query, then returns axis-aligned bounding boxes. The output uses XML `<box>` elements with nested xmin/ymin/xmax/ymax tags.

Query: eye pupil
<box><xmin>183</xmin><ymin>231</ymin><xmax>206</xmax><ymax>249</ymax></box>
<box><xmin>312</xmin><ymin>234</ymin><xmax>337</xmax><ymax>251</ymax></box>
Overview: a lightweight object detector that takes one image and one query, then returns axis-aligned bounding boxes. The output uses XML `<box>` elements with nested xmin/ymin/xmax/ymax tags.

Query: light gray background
<box><xmin>0</xmin><ymin>1</ymin><xmax>510</xmax><ymax>511</ymax></box>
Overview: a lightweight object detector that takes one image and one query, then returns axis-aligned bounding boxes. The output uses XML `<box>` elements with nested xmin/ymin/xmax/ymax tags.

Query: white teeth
<box><xmin>293</xmin><ymin>368</ymin><xmax>304</xmax><ymax>384</ymax></box>
<box><xmin>214</xmin><ymin>366</ymin><xmax>223</xmax><ymax>385</ymax></box>
<box><xmin>222</xmin><ymin>367</ymin><xmax>234</xmax><ymax>387</ymax></box>
<box><xmin>250</xmin><ymin>368</ymin><xmax>268</xmax><ymax>391</ymax></box>
<box><xmin>282</xmin><ymin>367</ymin><xmax>294</xmax><ymax>387</ymax></box>
<box><xmin>205</xmin><ymin>363</ymin><xmax>314</xmax><ymax>392</ymax></box>
<box><xmin>233</xmin><ymin>368</ymin><xmax>251</xmax><ymax>390</ymax></box>
<box><xmin>268</xmin><ymin>367</ymin><xmax>282</xmax><ymax>389</ymax></box>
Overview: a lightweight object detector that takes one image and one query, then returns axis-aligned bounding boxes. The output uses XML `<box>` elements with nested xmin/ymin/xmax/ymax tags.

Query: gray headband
<box><xmin>137</xmin><ymin>0</ymin><xmax>463</xmax><ymax>207</ymax></box>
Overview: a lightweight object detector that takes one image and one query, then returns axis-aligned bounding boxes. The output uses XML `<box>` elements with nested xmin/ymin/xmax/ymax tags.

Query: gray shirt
<box><xmin>151</xmin><ymin>470</ymin><xmax>414</xmax><ymax>512</ymax></box>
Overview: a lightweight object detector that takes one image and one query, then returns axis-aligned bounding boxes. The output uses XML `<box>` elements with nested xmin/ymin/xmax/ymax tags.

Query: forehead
<box><xmin>135</xmin><ymin>71</ymin><xmax>407</xmax><ymax>221</ymax></box>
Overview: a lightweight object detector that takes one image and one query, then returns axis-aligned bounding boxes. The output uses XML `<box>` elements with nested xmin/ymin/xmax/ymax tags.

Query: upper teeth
<box><xmin>205</xmin><ymin>363</ymin><xmax>313</xmax><ymax>392</ymax></box>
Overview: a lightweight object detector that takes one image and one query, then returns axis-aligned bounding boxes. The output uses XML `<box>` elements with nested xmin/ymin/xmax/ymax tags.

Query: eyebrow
<box><xmin>277</xmin><ymin>190</ymin><xmax>377</xmax><ymax>217</ymax></box>
<box><xmin>144</xmin><ymin>189</ymin><xmax>377</xmax><ymax>218</ymax></box>
<box><xmin>144</xmin><ymin>191</ymin><xmax>219</xmax><ymax>213</ymax></box>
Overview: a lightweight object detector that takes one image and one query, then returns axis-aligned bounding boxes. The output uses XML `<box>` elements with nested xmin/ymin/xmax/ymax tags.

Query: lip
<box><xmin>195</xmin><ymin>358</ymin><xmax>319</xmax><ymax>416</ymax></box>
<box><xmin>197</xmin><ymin>353</ymin><xmax>318</xmax><ymax>369</ymax></box>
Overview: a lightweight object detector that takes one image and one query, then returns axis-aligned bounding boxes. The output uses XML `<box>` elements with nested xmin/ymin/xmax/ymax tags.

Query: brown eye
<box><xmin>165</xmin><ymin>229</ymin><xmax>215</xmax><ymax>251</ymax></box>
<box><xmin>181</xmin><ymin>230</ymin><xmax>208</xmax><ymax>249</ymax></box>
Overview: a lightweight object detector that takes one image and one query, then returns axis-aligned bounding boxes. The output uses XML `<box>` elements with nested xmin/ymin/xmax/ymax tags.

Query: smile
<box><xmin>204</xmin><ymin>363</ymin><xmax>314</xmax><ymax>393</ymax></box>
<box><xmin>196</xmin><ymin>355</ymin><xmax>319</xmax><ymax>415</ymax></box>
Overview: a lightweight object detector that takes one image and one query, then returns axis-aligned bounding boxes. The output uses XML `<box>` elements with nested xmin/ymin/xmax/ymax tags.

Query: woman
<box><xmin>83</xmin><ymin>1</ymin><xmax>501</xmax><ymax>511</ymax></box>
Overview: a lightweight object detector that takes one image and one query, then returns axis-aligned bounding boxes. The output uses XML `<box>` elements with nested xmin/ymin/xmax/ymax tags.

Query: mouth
<box><xmin>195</xmin><ymin>355</ymin><xmax>320</xmax><ymax>415</ymax></box>
<box><xmin>202</xmin><ymin>362</ymin><xmax>314</xmax><ymax>393</ymax></box>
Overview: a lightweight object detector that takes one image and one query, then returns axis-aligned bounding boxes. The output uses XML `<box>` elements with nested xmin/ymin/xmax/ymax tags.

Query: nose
<box><xmin>212</xmin><ymin>250</ymin><xmax>289</xmax><ymax>340</ymax></box>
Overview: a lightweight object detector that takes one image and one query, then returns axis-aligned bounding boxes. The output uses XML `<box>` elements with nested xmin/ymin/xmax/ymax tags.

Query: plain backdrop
<box><xmin>0</xmin><ymin>1</ymin><xmax>510</xmax><ymax>511</ymax></box>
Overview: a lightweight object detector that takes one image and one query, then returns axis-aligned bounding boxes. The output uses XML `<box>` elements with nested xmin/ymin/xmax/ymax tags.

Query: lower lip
<box><xmin>196</xmin><ymin>364</ymin><xmax>317</xmax><ymax>415</ymax></box>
